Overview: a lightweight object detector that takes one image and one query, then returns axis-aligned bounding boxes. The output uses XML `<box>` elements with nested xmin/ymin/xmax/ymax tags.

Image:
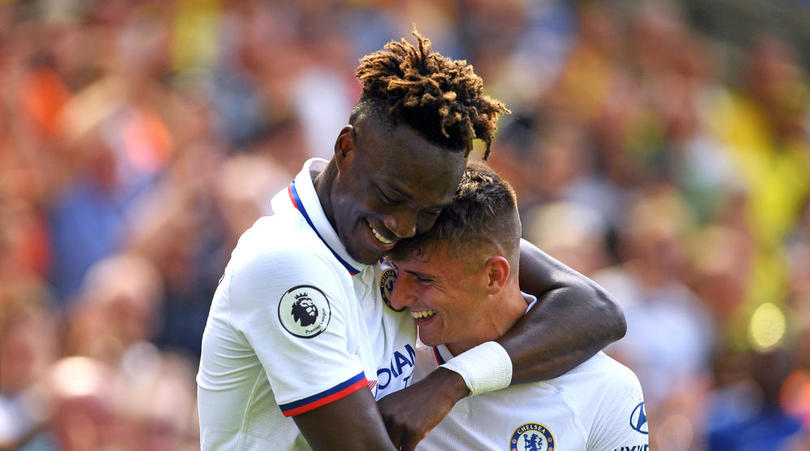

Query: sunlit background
<box><xmin>1</xmin><ymin>0</ymin><xmax>809</xmax><ymax>450</ymax></box>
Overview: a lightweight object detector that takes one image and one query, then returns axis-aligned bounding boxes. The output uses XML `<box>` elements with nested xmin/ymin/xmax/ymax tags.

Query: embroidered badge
<box><xmin>379</xmin><ymin>268</ymin><xmax>404</xmax><ymax>312</ymax></box>
<box><xmin>510</xmin><ymin>423</ymin><xmax>554</xmax><ymax>451</ymax></box>
<box><xmin>278</xmin><ymin>285</ymin><xmax>331</xmax><ymax>338</ymax></box>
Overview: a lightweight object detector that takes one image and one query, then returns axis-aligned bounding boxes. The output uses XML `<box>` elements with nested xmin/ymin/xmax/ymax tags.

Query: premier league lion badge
<box><xmin>278</xmin><ymin>285</ymin><xmax>331</xmax><ymax>338</ymax></box>
<box><xmin>379</xmin><ymin>268</ymin><xmax>404</xmax><ymax>312</ymax></box>
<box><xmin>510</xmin><ymin>423</ymin><xmax>554</xmax><ymax>451</ymax></box>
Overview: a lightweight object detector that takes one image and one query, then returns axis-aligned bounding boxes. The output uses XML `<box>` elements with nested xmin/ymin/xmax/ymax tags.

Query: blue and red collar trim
<box><xmin>288</xmin><ymin>180</ymin><xmax>360</xmax><ymax>276</ymax></box>
<box><xmin>433</xmin><ymin>346</ymin><xmax>447</xmax><ymax>365</ymax></box>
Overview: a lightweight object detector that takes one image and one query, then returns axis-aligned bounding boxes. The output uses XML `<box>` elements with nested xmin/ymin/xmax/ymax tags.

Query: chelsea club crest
<box><xmin>510</xmin><ymin>423</ymin><xmax>554</xmax><ymax>451</ymax></box>
<box><xmin>380</xmin><ymin>268</ymin><xmax>404</xmax><ymax>312</ymax></box>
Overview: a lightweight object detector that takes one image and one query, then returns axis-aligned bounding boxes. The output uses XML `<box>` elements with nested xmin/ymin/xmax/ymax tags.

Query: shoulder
<box><xmin>571</xmin><ymin>352</ymin><xmax>642</xmax><ymax>393</ymax></box>
<box><xmin>580</xmin><ymin>354</ymin><xmax>648</xmax><ymax>449</ymax></box>
<box><xmin>545</xmin><ymin>352</ymin><xmax>643</xmax><ymax>413</ymax></box>
<box><xmin>226</xmin><ymin>218</ymin><xmax>350</xmax><ymax>311</ymax></box>
<box><xmin>233</xmin><ymin>217</ymin><xmax>341</xmax><ymax>279</ymax></box>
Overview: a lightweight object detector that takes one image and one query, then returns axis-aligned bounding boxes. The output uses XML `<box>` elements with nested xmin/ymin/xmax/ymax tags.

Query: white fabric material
<box><xmin>417</xmin><ymin>348</ymin><xmax>648</xmax><ymax>450</ymax></box>
<box><xmin>197</xmin><ymin>158</ymin><xmax>416</xmax><ymax>451</ymax></box>
<box><xmin>359</xmin><ymin>259</ymin><xmax>419</xmax><ymax>400</ymax></box>
<box><xmin>441</xmin><ymin>341</ymin><xmax>513</xmax><ymax>396</ymax></box>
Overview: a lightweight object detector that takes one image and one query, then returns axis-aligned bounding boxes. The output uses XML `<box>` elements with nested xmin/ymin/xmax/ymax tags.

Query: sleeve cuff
<box><xmin>279</xmin><ymin>372</ymin><xmax>369</xmax><ymax>417</ymax></box>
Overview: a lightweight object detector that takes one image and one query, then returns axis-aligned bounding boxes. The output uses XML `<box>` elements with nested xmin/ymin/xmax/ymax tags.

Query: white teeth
<box><xmin>410</xmin><ymin>310</ymin><xmax>436</xmax><ymax>320</ymax></box>
<box><xmin>370</xmin><ymin>224</ymin><xmax>393</xmax><ymax>244</ymax></box>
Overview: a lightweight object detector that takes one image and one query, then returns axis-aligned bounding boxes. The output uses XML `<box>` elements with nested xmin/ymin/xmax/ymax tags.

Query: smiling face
<box><xmin>329</xmin><ymin>117</ymin><xmax>466</xmax><ymax>265</ymax></box>
<box><xmin>389</xmin><ymin>244</ymin><xmax>498</xmax><ymax>351</ymax></box>
<box><xmin>386</xmin><ymin>162</ymin><xmax>525</xmax><ymax>352</ymax></box>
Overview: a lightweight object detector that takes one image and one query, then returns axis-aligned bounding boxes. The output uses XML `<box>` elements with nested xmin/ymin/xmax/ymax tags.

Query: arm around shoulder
<box><xmin>400</xmin><ymin>240</ymin><xmax>628</xmax><ymax>435</ymax></box>
<box><xmin>501</xmin><ymin>239</ymin><xmax>626</xmax><ymax>383</ymax></box>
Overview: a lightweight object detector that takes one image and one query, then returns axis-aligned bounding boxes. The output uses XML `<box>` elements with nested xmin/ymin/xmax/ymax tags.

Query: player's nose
<box><xmin>383</xmin><ymin>210</ymin><xmax>417</xmax><ymax>240</ymax></box>
<box><xmin>389</xmin><ymin>274</ymin><xmax>416</xmax><ymax>310</ymax></box>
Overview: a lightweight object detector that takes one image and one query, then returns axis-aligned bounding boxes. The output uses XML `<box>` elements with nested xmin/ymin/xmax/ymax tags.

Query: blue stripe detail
<box><xmin>289</xmin><ymin>180</ymin><xmax>359</xmax><ymax>275</ymax></box>
<box><xmin>433</xmin><ymin>347</ymin><xmax>446</xmax><ymax>365</ymax></box>
<box><xmin>279</xmin><ymin>372</ymin><xmax>365</xmax><ymax>411</ymax></box>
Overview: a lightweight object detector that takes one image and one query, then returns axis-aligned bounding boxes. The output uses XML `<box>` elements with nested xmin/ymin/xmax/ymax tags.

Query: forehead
<box><xmin>358</xmin><ymin>122</ymin><xmax>466</xmax><ymax>203</ymax></box>
<box><xmin>393</xmin><ymin>241</ymin><xmax>462</xmax><ymax>271</ymax></box>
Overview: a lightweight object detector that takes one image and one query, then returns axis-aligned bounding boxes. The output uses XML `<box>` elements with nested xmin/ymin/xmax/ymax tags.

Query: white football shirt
<box><xmin>197</xmin><ymin>159</ymin><xmax>415</xmax><ymax>450</ymax></box>
<box><xmin>414</xmin><ymin>347</ymin><xmax>648</xmax><ymax>451</ymax></box>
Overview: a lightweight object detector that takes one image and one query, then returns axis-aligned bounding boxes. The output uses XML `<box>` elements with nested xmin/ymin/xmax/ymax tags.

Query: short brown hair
<box><xmin>391</xmin><ymin>161</ymin><xmax>521</xmax><ymax>263</ymax></box>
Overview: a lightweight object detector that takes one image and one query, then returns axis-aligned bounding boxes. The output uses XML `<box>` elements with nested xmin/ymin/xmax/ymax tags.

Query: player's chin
<box><xmin>352</xmin><ymin>238</ymin><xmax>385</xmax><ymax>264</ymax></box>
<box><xmin>348</xmin><ymin>247</ymin><xmax>380</xmax><ymax>265</ymax></box>
<box><xmin>340</xmin><ymin>226</ymin><xmax>382</xmax><ymax>265</ymax></box>
<box><xmin>417</xmin><ymin>329</ymin><xmax>441</xmax><ymax>347</ymax></box>
<box><xmin>352</xmin><ymin>223</ymin><xmax>393</xmax><ymax>264</ymax></box>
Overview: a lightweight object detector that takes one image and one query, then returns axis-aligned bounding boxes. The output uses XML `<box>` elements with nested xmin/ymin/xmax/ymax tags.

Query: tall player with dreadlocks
<box><xmin>197</xmin><ymin>31</ymin><xmax>625</xmax><ymax>450</ymax></box>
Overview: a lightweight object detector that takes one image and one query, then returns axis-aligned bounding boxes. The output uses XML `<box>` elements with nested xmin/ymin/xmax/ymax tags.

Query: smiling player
<box><xmin>388</xmin><ymin>162</ymin><xmax>647</xmax><ymax>450</ymax></box>
<box><xmin>197</xmin><ymin>31</ymin><xmax>626</xmax><ymax>450</ymax></box>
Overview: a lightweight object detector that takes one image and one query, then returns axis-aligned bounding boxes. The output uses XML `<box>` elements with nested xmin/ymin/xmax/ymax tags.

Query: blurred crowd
<box><xmin>0</xmin><ymin>0</ymin><xmax>809</xmax><ymax>450</ymax></box>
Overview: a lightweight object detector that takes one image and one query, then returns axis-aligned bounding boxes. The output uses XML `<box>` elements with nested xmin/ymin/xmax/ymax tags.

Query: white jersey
<box><xmin>414</xmin><ymin>348</ymin><xmax>648</xmax><ymax>451</ymax></box>
<box><xmin>197</xmin><ymin>159</ymin><xmax>415</xmax><ymax>450</ymax></box>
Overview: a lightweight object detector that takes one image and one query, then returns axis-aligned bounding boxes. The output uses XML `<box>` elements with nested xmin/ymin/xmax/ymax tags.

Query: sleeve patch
<box><xmin>277</xmin><ymin>285</ymin><xmax>331</xmax><ymax>338</ymax></box>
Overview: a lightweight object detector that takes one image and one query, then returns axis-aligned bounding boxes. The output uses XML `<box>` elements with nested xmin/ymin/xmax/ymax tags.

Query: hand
<box><xmin>378</xmin><ymin>368</ymin><xmax>469</xmax><ymax>451</ymax></box>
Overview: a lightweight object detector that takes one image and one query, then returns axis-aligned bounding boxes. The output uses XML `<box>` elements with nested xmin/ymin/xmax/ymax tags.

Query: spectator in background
<box><xmin>1</xmin><ymin>0</ymin><xmax>809</xmax><ymax>448</ymax></box>
<box><xmin>48</xmin><ymin>5</ymin><xmax>175</xmax><ymax>303</ymax></box>
<box><xmin>116</xmin><ymin>350</ymin><xmax>200</xmax><ymax>451</ymax></box>
<box><xmin>44</xmin><ymin>357</ymin><xmax>121</xmax><ymax>451</ymax></box>
<box><xmin>523</xmin><ymin>200</ymin><xmax>610</xmax><ymax>277</ymax></box>
<box><xmin>706</xmin><ymin>34</ymin><xmax>810</xmax><ymax>310</ymax></box>
<box><xmin>0</xmin><ymin>283</ymin><xmax>60</xmax><ymax>451</ymax></box>
<box><xmin>65</xmin><ymin>253</ymin><xmax>163</xmax><ymax>365</ymax></box>
<box><xmin>706</xmin><ymin>348</ymin><xmax>804</xmax><ymax>450</ymax></box>
<box><xmin>592</xmin><ymin>188</ymin><xmax>714</xmax><ymax>450</ymax></box>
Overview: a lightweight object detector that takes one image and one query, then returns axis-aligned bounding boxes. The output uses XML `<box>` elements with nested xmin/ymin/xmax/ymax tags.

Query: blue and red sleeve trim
<box><xmin>279</xmin><ymin>372</ymin><xmax>368</xmax><ymax>417</ymax></box>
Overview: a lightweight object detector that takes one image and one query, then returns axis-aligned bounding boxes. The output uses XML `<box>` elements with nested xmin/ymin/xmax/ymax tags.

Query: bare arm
<box><xmin>293</xmin><ymin>389</ymin><xmax>396</xmax><ymax>450</ymax></box>
<box><xmin>506</xmin><ymin>238</ymin><xmax>626</xmax><ymax>382</ymax></box>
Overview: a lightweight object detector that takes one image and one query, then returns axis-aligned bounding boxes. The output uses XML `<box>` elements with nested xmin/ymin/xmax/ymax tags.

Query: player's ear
<box><xmin>485</xmin><ymin>255</ymin><xmax>510</xmax><ymax>295</ymax></box>
<box><xmin>334</xmin><ymin>125</ymin><xmax>355</xmax><ymax>170</ymax></box>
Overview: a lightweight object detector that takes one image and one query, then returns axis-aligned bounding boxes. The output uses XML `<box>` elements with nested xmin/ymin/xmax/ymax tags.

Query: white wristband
<box><xmin>440</xmin><ymin>341</ymin><xmax>512</xmax><ymax>396</ymax></box>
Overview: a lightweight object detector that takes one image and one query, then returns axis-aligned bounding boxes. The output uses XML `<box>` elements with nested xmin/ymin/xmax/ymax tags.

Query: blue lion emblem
<box><xmin>523</xmin><ymin>433</ymin><xmax>543</xmax><ymax>451</ymax></box>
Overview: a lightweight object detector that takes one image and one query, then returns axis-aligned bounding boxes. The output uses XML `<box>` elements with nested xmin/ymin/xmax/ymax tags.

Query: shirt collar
<box><xmin>280</xmin><ymin>158</ymin><xmax>365</xmax><ymax>276</ymax></box>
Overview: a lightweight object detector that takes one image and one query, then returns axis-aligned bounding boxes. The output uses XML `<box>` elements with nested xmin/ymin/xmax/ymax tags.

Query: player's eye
<box><xmin>376</xmin><ymin>186</ymin><xmax>405</xmax><ymax>205</ymax></box>
<box><xmin>422</xmin><ymin>208</ymin><xmax>441</xmax><ymax>218</ymax></box>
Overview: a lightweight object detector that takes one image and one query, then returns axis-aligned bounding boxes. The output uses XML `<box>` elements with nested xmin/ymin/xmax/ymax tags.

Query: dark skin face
<box><xmin>315</xmin><ymin>115</ymin><xmax>466</xmax><ymax>265</ymax></box>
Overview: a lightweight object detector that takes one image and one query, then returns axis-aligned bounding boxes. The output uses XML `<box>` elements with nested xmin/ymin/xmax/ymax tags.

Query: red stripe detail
<box><xmin>281</xmin><ymin>378</ymin><xmax>369</xmax><ymax>417</ymax></box>
<box><xmin>288</xmin><ymin>184</ymin><xmax>299</xmax><ymax>210</ymax></box>
<box><xmin>433</xmin><ymin>347</ymin><xmax>443</xmax><ymax>365</ymax></box>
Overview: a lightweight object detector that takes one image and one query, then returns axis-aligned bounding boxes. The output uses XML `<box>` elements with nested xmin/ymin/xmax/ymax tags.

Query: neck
<box><xmin>313</xmin><ymin>161</ymin><xmax>338</xmax><ymax>229</ymax></box>
<box><xmin>446</xmin><ymin>280</ymin><xmax>526</xmax><ymax>356</ymax></box>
